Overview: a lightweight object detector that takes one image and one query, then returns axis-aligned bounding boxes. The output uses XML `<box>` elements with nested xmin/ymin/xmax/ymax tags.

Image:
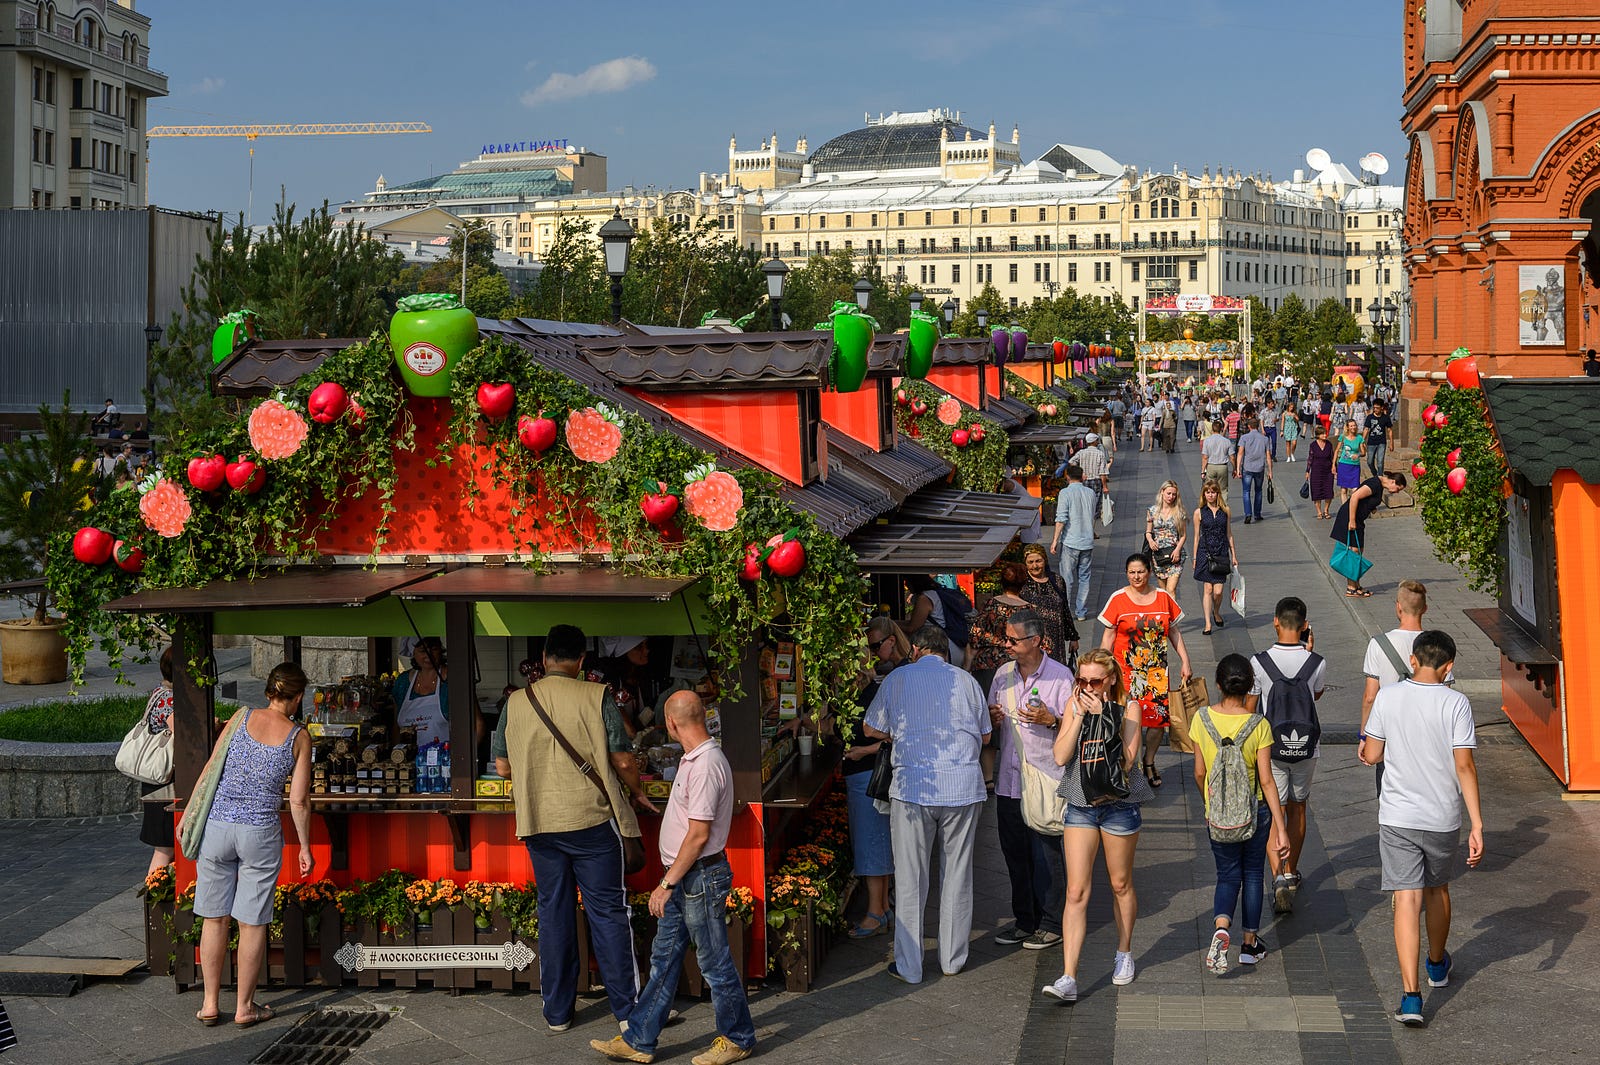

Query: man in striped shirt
<box><xmin>1073</xmin><ymin>434</ymin><xmax>1110</xmax><ymax>515</ymax></box>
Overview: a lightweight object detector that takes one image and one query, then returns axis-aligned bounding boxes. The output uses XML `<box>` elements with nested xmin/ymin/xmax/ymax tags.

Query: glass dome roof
<box><xmin>807</xmin><ymin>118</ymin><xmax>982</xmax><ymax>174</ymax></box>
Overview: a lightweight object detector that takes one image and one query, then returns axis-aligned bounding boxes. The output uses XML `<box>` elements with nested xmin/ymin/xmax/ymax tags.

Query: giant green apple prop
<box><xmin>905</xmin><ymin>310</ymin><xmax>941</xmax><ymax>380</ymax></box>
<box><xmin>211</xmin><ymin>309</ymin><xmax>257</xmax><ymax>365</ymax></box>
<box><xmin>390</xmin><ymin>293</ymin><xmax>478</xmax><ymax>397</ymax></box>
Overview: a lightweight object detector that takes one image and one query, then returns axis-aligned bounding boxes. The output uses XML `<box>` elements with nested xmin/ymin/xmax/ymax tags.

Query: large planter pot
<box><xmin>0</xmin><ymin>618</ymin><xmax>68</xmax><ymax>685</ymax></box>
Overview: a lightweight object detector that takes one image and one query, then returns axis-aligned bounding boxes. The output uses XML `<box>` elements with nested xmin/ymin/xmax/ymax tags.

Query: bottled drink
<box><xmin>415</xmin><ymin>744</ymin><xmax>427</xmax><ymax>794</ymax></box>
<box><xmin>440</xmin><ymin>743</ymin><xmax>451</xmax><ymax>792</ymax></box>
<box><xmin>425</xmin><ymin>741</ymin><xmax>441</xmax><ymax>794</ymax></box>
<box><xmin>1025</xmin><ymin>687</ymin><xmax>1046</xmax><ymax>719</ymax></box>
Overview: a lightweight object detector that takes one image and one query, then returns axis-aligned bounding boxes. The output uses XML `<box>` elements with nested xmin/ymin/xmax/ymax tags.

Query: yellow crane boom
<box><xmin>146</xmin><ymin>122</ymin><xmax>432</xmax><ymax>139</ymax></box>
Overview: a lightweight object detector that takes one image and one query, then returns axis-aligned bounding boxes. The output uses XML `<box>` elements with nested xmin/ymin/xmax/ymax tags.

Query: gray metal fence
<box><xmin>0</xmin><ymin>207</ymin><xmax>215</xmax><ymax>415</ymax></box>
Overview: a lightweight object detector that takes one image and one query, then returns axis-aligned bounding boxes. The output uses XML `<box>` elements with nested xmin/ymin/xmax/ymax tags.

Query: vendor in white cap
<box><xmin>1072</xmin><ymin>431</ymin><xmax>1111</xmax><ymax>514</ymax></box>
<box><xmin>587</xmin><ymin>636</ymin><xmax>659</xmax><ymax>738</ymax></box>
<box><xmin>392</xmin><ymin>636</ymin><xmax>451</xmax><ymax>747</ymax></box>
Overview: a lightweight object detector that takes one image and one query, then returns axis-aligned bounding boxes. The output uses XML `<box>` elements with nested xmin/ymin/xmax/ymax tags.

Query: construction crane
<box><xmin>145</xmin><ymin>122</ymin><xmax>432</xmax><ymax>225</ymax></box>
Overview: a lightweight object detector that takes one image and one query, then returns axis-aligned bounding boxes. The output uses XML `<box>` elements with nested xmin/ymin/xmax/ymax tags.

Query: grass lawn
<box><xmin>0</xmin><ymin>695</ymin><xmax>241</xmax><ymax>744</ymax></box>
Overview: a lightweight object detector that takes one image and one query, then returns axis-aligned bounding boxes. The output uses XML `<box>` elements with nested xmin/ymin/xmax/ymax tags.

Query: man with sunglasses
<box><xmin>988</xmin><ymin>611</ymin><xmax>1071</xmax><ymax>951</ymax></box>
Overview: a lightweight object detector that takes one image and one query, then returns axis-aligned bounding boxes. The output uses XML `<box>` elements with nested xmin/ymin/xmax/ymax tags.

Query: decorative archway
<box><xmin>1136</xmin><ymin>295</ymin><xmax>1252</xmax><ymax>386</ymax></box>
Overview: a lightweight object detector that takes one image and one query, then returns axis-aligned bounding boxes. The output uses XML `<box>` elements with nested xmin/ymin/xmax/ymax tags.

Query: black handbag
<box><xmin>865</xmin><ymin>741</ymin><xmax>894</xmax><ymax>802</ymax></box>
<box><xmin>1207</xmin><ymin>554</ymin><xmax>1232</xmax><ymax>579</ymax></box>
<box><xmin>1267</xmin><ymin>479</ymin><xmax>1276</xmax><ymax>504</ymax></box>
<box><xmin>1299</xmin><ymin>480</ymin><xmax>1311</xmax><ymax>499</ymax></box>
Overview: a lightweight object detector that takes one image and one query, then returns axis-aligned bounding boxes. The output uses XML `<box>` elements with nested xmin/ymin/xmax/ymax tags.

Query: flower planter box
<box><xmin>683</xmin><ymin>917</ymin><xmax>751</xmax><ymax>999</ymax></box>
<box><xmin>771</xmin><ymin>903</ymin><xmax>817</xmax><ymax>993</ymax></box>
<box><xmin>144</xmin><ymin>898</ymin><xmax>176</xmax><ymax>979</ymax></box>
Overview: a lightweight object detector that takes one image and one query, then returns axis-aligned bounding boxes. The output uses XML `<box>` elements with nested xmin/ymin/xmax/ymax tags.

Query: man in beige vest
<box><xmin>494</xmin><ymin>624</ymin><xmax>652</xmax><ymax>1033</ymax></box>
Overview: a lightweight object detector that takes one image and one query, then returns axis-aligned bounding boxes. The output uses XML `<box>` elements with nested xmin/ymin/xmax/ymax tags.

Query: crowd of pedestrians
<box><xmin>862</xmin><ymin>370</ymin><xmax>1482</xmax><ymax>1032</ymax></box>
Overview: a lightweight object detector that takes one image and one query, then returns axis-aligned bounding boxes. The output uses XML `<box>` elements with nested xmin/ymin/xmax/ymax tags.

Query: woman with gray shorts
<box><xmin>194</xmin><ymin>663</ymin><xmax>313</xmax><ymax>1028</ymax></box>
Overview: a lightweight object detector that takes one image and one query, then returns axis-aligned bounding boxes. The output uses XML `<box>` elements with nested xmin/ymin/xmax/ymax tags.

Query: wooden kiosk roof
<box><xmin>102</xmin><ymin>566</ymin><xmax>442</xmax><ymax>614</ymax></box>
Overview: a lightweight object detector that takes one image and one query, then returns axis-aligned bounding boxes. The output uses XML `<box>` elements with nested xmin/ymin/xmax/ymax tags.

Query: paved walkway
<box><xmin>1</xmin><ymin>435</ymin><xmax>1598</xmax><ymax>1064</ymax></box>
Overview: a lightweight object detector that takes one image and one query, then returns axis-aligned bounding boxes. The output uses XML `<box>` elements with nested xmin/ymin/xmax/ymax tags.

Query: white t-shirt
<box><xmin>921</xmin><ymin>590</ymin><xmax>964</xmax><ymax>668</ymax></box>
<box><xmin>1362</xmin><ymin>629</ymin><xmax>1455</xmax><ymax>689</ymax></box>
<box><xmin>1249</xmin><ymin>644</ymin><xmax>1327</xmax><ymax>759</ymax></box>
<box><xmin>1365</xmin><ymin>680</ymin><xmax>1476</xmax><ymax>832</ymax></box>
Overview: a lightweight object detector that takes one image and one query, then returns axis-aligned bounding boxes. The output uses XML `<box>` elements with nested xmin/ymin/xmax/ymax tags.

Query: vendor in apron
<box><xmin>392</xmin><ymin>637</ymin><xmax>450</xmax><ymax>748</ymax></box>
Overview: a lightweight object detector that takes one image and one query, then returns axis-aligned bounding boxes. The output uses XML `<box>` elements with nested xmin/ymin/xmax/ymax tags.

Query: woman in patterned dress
<box><xmin>1144</xmin><ymin>481</ymin><xmax>1187</xmax><ymax>600</ymax></box>
<box><xmin>1018</xmin><ymin>543</ymin><xmax>1079</xmax><ymax>667</ymax></box>
<box><xmin>1098</xmin><ymin>554</ymin><xmax>1193</xmax><ymax>788</ymax></box>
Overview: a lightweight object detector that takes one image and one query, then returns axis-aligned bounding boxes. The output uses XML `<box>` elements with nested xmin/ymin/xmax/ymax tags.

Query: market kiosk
<box><xmin>1464</xmin><ymin>378</ymin><xmax>1600</xmax><ymax>789</ymax></box>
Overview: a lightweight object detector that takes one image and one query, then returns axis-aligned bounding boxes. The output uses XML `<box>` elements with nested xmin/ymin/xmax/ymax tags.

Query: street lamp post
<box><xmin>908</xmin><ymin>290</ymin><xmax>924</xmax><ymax>318</ymax></box>
<box><xmin>598</xmin><ymin>209</ymin><xmax>635</xmax><ymax>324</ymax></box>
<box><xmin>143</xmin><ymin>322</ymin><xmax>163</xmax><ymax>430</ymax></box>
<box><xmin>854</xmin><ymin>277</ymin><xmax>873</xmax><ymax>311</ymax></box>
<box><xmin>942</xmin><ymin>298</ymin><xmax>956</xmax><ymax>333</ymax></box>
<box><xmin>1367</xmin><ymin>298</ymin><xmax>1397</xmax><ymax>382</ymax></box>
<box><xmin>976</xmin><ymin>307</ymin><xmax>989</xmax><ymax>334</ymax></box>
<box><xmin>763</xmin><ymin>257</ymin><xmax>789</xmax><ymax>331</ymax></box>
<box><xmin>446</xmin><ymin>223</ymin><xmax>474</xmax><ymax>305</ymax></box>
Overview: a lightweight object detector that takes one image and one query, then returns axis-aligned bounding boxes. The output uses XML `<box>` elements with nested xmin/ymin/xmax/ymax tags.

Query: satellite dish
<box><xmin>1360</xmin><ymin>152</ymin><xmax>1390</xmax><ymax>177</ymax></box>
<box><xmin>1305</xmin><ymin>147</ymin><xmax>1331</xmax><ymax>172</ymax></box>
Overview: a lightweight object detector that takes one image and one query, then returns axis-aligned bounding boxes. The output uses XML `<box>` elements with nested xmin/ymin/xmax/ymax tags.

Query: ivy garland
<box><xmin>1413</xmin><ymin>384</ymin><xmax>1508</xmax><ymax>595</ymax></box>
<box><xmin>893</xmin><ymin>380</ymin><xmax>1010</xmax><ymax>491</ymax></box>
<box><xmin>439</xmin><ymin>339</ymin><xmax>870</xmax><ymax>727</ymax></box>
<box><xmin>1004</xmin><ymin>369</ymin><xmax>1087</xmax><ymax>413</ymax></box>
<box><xmin>46</xmin><ymin>334</ymin><xmax>415</xmax><ymax>686</ymax></box>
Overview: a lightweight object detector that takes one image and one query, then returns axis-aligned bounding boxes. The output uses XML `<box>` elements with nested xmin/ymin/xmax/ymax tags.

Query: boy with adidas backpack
<box><xmin>1193</xmin><ymin>655</ymin><xmax>1290</xmax><ymax>974</ymax></box>
<box><xmin>1246</xmin><ymin>597</ymin><xmax>1326</xmax><ymax>914</ymax></box>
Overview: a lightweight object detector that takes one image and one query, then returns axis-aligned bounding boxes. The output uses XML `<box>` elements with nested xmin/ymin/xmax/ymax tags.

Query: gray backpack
<box><xmin>1198</xmin><ymin>708</ymin><xmax>1264</xmax><ymax>843</ymax></box>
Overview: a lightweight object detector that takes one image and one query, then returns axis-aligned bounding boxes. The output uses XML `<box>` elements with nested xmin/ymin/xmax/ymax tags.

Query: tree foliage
<box><xmin>150</xmin><ymin>201</ymin><xmax>407</xmax><ymax>431</ymax></box>
<box><xmin>0</xmin><ymin>397</ymin><xmax>104</xmax><ymax>620</ymax></box>
<box><xmin>403</xmin><ymin>219</ymin><xmax>516</xmax><ymax>319</ymax></box>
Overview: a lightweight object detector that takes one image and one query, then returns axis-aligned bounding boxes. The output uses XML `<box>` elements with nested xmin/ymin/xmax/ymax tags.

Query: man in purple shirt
<box><xmin>592</xmin><ymin>692</ymin><xmax>754</xmax><ymax>1065</ymax></box>
<box><xmin>987</xmin><ymin>610</ymin><xmax>1071</xmax><ymax>950</ymax></box>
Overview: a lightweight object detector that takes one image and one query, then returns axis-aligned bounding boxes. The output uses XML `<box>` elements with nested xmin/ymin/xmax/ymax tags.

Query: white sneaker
<box><xmin>1112</xmin><ymin>951</ymin><xmax>1136</xmax><ymax>985</ymax></box>
<box><xmin>1042</xmin><ymin>974</ymin><xmax>1079</xmax><ymax>1002</ymax></box>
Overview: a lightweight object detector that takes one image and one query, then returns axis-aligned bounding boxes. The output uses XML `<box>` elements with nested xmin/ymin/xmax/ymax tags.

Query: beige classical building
<box><xmin>715</xmin><ymin>108</ymin><xmax>1402</xmax><ymax>320</ymax></box>
<box><xmin>1</xmin><ymin>0</ymin><xmax>167</xmax><ymax>209</ymax></box>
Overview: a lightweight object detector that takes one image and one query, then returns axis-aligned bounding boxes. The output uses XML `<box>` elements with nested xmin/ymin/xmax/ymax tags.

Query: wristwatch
<box><xmin>659</xmin><ymin>878</ymin><xmax>674</xmax><ymax>891</ymax></box>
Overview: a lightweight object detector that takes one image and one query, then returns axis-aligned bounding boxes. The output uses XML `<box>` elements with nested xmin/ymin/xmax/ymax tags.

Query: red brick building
<box><xmin>1402</xmin><ymin>1</ymin><xmax>1600</xmax><ymax>397</ymax></box>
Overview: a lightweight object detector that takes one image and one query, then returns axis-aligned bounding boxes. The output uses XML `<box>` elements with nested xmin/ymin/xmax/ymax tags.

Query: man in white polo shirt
<box><xmin>1073</xmin><ymin>433</ymin><xmax>1110</xmax><ymax>516</ymax></box>
<box><xmin>592</xmin><ymin>692</ymin><xmax>754</xmax><ymax>1065</ymax></box>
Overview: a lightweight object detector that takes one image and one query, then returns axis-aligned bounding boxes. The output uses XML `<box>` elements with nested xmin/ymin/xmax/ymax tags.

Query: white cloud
<box><xmin>522</xmin><ymin>56</ymin><xmax>655</xmax><ymax>107</ymax></box>
<box><xmin>192</xmin><ymin>76</ymin><xmax>225</xmax><ymax>94</ymax></box>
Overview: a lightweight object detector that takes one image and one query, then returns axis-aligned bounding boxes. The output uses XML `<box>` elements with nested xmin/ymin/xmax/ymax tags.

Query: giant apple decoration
<box><xmin>112</xmin><ymin>540</ymin><xmax>144</xmax><ymax>574</ymax></box>
<box><xmin>185</xmin><ymin>454</ymin><xmax>226</xmax><ymax>494</ymax></box>
<box><xmin>1446</xmin><ymin>467</ymin><xmax>1468</xmax><ymax>494</ymax></box>
<box><xmin>71</xmin><ymin>526</ymin><xmax>114</xmax><ymax>565</ymax></box>
<box><xmin>390</xmin><ymin>293</ymin><xmax>478</xmax><ymax>397</ymax></box>
<box><xmin>640</xmin><ymin>482</ymin><xmax>680</xmax><ymax>528</ymax></box>
<box><xmin>765</xmin><ymin>531</ymin><xmax>807</xmax><ymax>578</ymax></box>
<box><xmin>476</xmin><ymin>382</ymin><xmax>516</xmax><ymax>422</ymax></box>
<box><xmin>307</xmin><ymin>381</ymin><xmax>349</xmax><ymax>424</ymax></box>
<box><xmin>1445</xmin><ymin>348</ymin><xmax>1480</xmax><ymax>390</ymax></box>
<box><xmin>225</xmin><ymin>456</ymin><xmax>265</xmax><ymax>494</ymax></box>
<box><xmin>951</xmin><ymin>428</ymin><xmax>971</xmax><ymax>448</ymax></box>
<box><xmin>517</xmin><ymin>413</ymin><xmax>559</xmax><ymax>454</ymax></box>
<box><xmin>1421</xmin><ymin>403</ymin><xmax>1438</xmax><ymax>426</ymax></box>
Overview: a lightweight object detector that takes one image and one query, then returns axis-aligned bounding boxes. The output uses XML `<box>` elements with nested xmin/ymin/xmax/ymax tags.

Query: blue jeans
<box><xmin>1184</xmin><ymin>419</ymin><xmax>1196</xmax><ymax>440</ymax></box>
<box><xmin>624</xmin><ymin>856</ymin><xmax>756</xmax><ymax>1056</ymax></box>
<box><xmin>1060</xmin><ymin>546</ymin><xmax>1093</xmax><ymax>619</ymax></box>
<box><xmin>1209</xmin><ymin>803</ymin><xmax>1273</xmax><ymax>932</ymax></box>
<box><xmin>524</xmin><ymin>822</ymin><xmax>638</xmax><ymax>1027</ymax></box>
<box><xmin>1241</xmin><ymin>471</ymin><xmax>1265</xmax><ymax>519</ymax></box>
<box><xmin>1368</xmin><ymin>443</ymin><xmax>1387</xmax><ymax>478</ymax></box>
<box><xmin>1264</xmin><ymin>426</ymin><xmax>1278</xmax><ymax>459</ymax></box>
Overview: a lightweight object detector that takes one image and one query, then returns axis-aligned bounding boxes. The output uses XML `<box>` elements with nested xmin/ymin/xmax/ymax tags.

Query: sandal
<box><xmin>1345</xmin><ymin>588</ymin><xmax>1373</xmax><ymax>598</ymax></box>
<box><xmin>849</xmin><ymin>912</ymin><xmax>892</xmax><ymax>939</ymax></box>
<box><xmin>234</xmin><ymin>1003</ymin><xmax>276</xmax><ymax>1029</ymax></box>
<box><xmin>196</xmin><ymin>1010</ymin><xmax>221</xmax><ymax>1028</ymax></box>
<box><xmin>1143</xmin><ymin>763</ymin><xmax>1163</xmax><ymax>788</ymax></box>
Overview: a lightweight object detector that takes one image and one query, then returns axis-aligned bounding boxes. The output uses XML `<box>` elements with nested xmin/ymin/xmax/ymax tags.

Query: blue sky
<box><xmin>146</xmin><ymin>0</ymin><xmax>1408</xmax><ymax>221</ymax></box>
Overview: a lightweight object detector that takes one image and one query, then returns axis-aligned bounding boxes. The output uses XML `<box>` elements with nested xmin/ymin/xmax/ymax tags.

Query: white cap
<box><xmin>600</xmin><ymin>635</ymin><xmax>646</xmax><ymax>658</ymax></box>
<box><xmin>1085</xmin><ymin>432</ymin><xmax>1099</xmax><ymax>443</ymax></box>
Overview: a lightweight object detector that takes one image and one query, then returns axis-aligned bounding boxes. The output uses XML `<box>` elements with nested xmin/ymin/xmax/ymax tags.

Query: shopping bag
<box><xmin>1329</xmin><ymin>535</ymin><xmax>1373</xmax><ymax>583</ymax></box>
<box><xmin>1167</xmin><ymin>676</ymin><xmax>1208</xmax><ymax>754</ymax></box>
<box><xmin>1229</xmin><ymin>566</ymin><xmax>1247</xmax><ymax>617</ymax></box>
<box><xmin>1100</xmin><ymin>494</ymin><xmax>1114</xmax><ymax>527</ymax></box>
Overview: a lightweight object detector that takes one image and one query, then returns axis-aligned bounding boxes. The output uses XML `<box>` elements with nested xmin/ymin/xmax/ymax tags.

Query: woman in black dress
<box><xmin>1019</xmin><ymin>543</ymin><xmax>1080</xmax><ymax>666</ymax></box>
<box><xmin>1191</xmin><ymin>479</ymin><xmax>1237</xmax><ymax>635</ymax></box>
<box><xmin>1305</xmin><ymin>426</ymin><xmax>1336</xmax><ymax>520</ymax></box>
<box><xmin>1329</xmin><ymin>471</ymin><xmax>1408</xmax><ymax>597</ymax></box>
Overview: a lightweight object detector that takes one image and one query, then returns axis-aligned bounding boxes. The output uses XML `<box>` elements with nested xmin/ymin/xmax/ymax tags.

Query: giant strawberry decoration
<box><xmin>476</xmin><ymin>382</ymin><xmax>516</xmax><ymax>422</ymax></box>
<box><xmin>72</xmin><ymin>526</ymin><xmax>114</xmax><ymax>565</ymax></box>
<box><xmin>1445</xmin><ymin>347</ymin><xmax>1480</xmax><ymax>390</ymax></box>
<box><xmin>224</xmin><ymin>456</ymin><xmax>266</xmax><ymax>494</ymax></box>
<box><xmin>308</xmin><ymin>381</ymin><xmax>349</xmax><ymax>424</ymax></box>
<box><xmin>112</xmin><ymin>539</ymin><xmax>145</xmax><ymax>574</ymax></box>
<box><xmin>566</xmin><ymin>406</ymin><xmax>624</xmax><ymax>463</ymax></box>
<box><xmin>764</xmin><ymin>529</ymin><xmax>807</xmax><ymax>578</ymax></box>
<box><xmin>517</xmin><ymin>413</ymin><xmax>559</xmax><ymax>454</ymax></box>
<box><xmin>185</xmin><ymin>454</ymin><xmax>226</xmax><ymax>494</ymax></box>
<box><xmin>640</xmin><ymin>481</ymin><xmax>680</xmax><ymax>528</ymax></box>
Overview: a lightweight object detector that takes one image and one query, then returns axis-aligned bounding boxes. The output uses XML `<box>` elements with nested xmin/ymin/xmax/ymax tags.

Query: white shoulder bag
<box><xmin>115</xmin><ymin>715</ymin><xmax>173</xmax><ymax>786</ymax></box>
<box><xmin>1003</xmin><ymin>669</ymin><xmax>1066</xmax><ymax>836</ymax></box>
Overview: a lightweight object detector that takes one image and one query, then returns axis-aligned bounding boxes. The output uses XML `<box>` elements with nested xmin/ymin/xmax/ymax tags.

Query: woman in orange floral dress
<box><xmin>1097</xmin><ymin>554</ymin><xmax>1192</xmax><ymax>788</ymax></box>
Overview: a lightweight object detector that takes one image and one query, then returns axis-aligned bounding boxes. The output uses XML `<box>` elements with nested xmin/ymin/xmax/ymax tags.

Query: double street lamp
<box><xmin>1367</xmin><ymin>298</ymin><xmax>1398</xmax><ymax>380</ymax></box>
<box><xmin>762</xmin><ymin>256</ymin><xmax>789</xmax><ymax>331</ymax></box>
<box><xmin>598</xmin><ymin>209</ymin><xmax>635</xmax><ymax>324</ymax></box>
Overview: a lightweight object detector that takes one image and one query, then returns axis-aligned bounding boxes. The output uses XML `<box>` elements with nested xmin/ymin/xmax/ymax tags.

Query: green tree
<box><xmin>0</xmin><ymin>397</ymin><xmax>104</xmax><ymax>621</ymax></box>
<box><xmin>949</xmin><ymin>283</ymin><xmax>1009</xmax><ymax>337</ymax></box>
<box><xmin>1308</xmin><ymin>298</ymin><xmax>1362</xmax><ymax>348</ymax></box>
<box><xmin>521</xmin><ymin>217</ymin><xmax>608</xmax><ymax>323</ymax></box>
<box><xmin>781</xmin><ymin>249</ymin><xmax>865</xmax><ymax>331</ymax></box>
<box><xmin>150</xmin><ymin>201</ymin><xmax>407</xmax><ymax>431</ymax></box>
<box><xmin>405</xmin><ymin>220</ymin><xmax>515</xmax><ymax>318</ymax></box>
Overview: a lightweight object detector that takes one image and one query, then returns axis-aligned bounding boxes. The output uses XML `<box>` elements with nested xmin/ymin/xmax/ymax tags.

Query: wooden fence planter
<box><xmin>772</xmin><ymin>903</ymin><xmax>816</xmax><ymax>993</ymax></box>
<box><xmin>144</xmin><ymin>898</ymin><xmax>176</xmax><ymax>978</ymax></box>
<box><xmin>683</xmin><ymin>918</ymin><xmax>752</xmax><ymax>998</ymax></box>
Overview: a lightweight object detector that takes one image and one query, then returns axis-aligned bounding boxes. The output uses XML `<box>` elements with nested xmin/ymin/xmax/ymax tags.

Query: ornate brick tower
<box><xmin>1402</xmin><ymin>1</ymin><xmax>1600</xmax><ymax>402</ymax></box>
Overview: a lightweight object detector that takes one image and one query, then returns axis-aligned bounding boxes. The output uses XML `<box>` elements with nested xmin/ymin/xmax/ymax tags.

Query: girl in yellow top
<box><xmin>1192</xmin><ymin>654</ymin><xmax>1291</xmax><ymax>975</ymax></box>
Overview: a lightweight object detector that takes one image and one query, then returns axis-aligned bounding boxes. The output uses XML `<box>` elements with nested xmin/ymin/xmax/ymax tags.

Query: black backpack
<box><xmin>932</xmin><ymin>585</ymin><xmax>975</xmax><ymax>648</ymax></box>
<box><xmin>1254</xmin><ymin>651</ymin><xmax>1323</xmax><ymax>763</ymax></box>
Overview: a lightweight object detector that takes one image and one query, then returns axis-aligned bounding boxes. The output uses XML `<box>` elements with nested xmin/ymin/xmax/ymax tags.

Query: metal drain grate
<box><xmin>248</xmin><ymin>1007</ymin><xmax>394</xmax><ymax>1065</ymax></box>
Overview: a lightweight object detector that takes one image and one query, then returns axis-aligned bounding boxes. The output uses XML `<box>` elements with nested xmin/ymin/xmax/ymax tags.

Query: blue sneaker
<box><xmin>1394</xmin><ymin>992</ymin><xmax>1425</xmax><ymax>1027</ymax></box>
<box><xmin>1426</xmin><ymin>952</ymin><xmax>1452</xmax><ymax>988</ymax></box>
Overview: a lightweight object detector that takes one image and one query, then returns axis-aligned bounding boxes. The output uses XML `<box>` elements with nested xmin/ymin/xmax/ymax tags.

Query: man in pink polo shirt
<box><xmin>592</xmin><ymin>692</ymin><xmax>755</xmax><ymax>1065</ymax></box>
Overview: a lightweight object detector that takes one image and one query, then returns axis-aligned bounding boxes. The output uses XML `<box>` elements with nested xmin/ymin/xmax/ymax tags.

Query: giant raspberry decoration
<box><xmin>565</xmin><ymin>405</ymin><xmax>623</xmax><ymax>463</ymax></box>
<box><xmin>247</xmin><ymin>399</ymin><xmax>308</xmax><ymax>460</ymax></box>
<box><xmin>682</xmin><ymin>464</ymin><xmax>744</xmax><ymax>532</ymax></box>
<box><xmin>138</xmin><ymin>477</ymin><xmax>193</xmax><ymax>538</ymax></box>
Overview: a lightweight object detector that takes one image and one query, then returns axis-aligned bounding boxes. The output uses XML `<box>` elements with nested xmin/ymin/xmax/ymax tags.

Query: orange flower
<box><xmin>248</xmin><ymin>399</ymin><xmax>308</xmax><ymax>460</ymax></box>
<box><xmin>936</xmin><ymin>397</ymin><xmax>962</xmax><ymax>426</ymax></box>
<box><xmin>565</xmin><ymin>406</ymin><xmax>623</xmax><ymax>463</ymax></box>
<box><xmin>683</xmin><ymin>468</ymin><xmax>744</xmax><ymax>532</ymax></box>
<box><xmin>138</xmin><ymin>477</ymin><xmax>192</xmax><ymax>538</ymax></box>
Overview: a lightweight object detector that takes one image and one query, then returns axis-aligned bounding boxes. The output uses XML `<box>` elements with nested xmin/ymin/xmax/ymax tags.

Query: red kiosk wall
<box><xmin>926</xmin><ymin>366</ymin><xmax>982</xmax><ymax>409</ymax></box>
<box><xmin>819</xmin><ymin>388</ymin><xmax>880</xmax><ymax>449</ymax></box>
<box><xmin>632</xmin><ymin>391</ymin><xmax>806</xmax><ymax>485</ymax></box>
<box><xmin>1555</xmin><ymin>474</ymin><xmax>1600</xmax><ymax>790</ymax></box>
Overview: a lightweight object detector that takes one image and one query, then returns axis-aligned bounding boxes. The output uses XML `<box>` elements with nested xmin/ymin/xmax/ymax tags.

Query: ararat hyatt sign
<box><xmin>482</xmin><ymin>139</ymin><xmax>570</xmax><ymax>155</ymax></box>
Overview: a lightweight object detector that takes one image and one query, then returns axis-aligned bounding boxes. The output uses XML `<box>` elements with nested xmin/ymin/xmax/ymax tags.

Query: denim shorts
<box><xmin>1062</xmin><ymin>800</ymin><xmax>1143</xmax><ymax>836</ymax></box>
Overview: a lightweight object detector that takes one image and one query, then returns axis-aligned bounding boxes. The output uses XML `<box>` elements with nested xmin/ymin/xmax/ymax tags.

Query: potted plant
<box><xmin>0</xmin><ymin>396</ymin><xmax>106</xmax><ymax>683</ymax></box>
